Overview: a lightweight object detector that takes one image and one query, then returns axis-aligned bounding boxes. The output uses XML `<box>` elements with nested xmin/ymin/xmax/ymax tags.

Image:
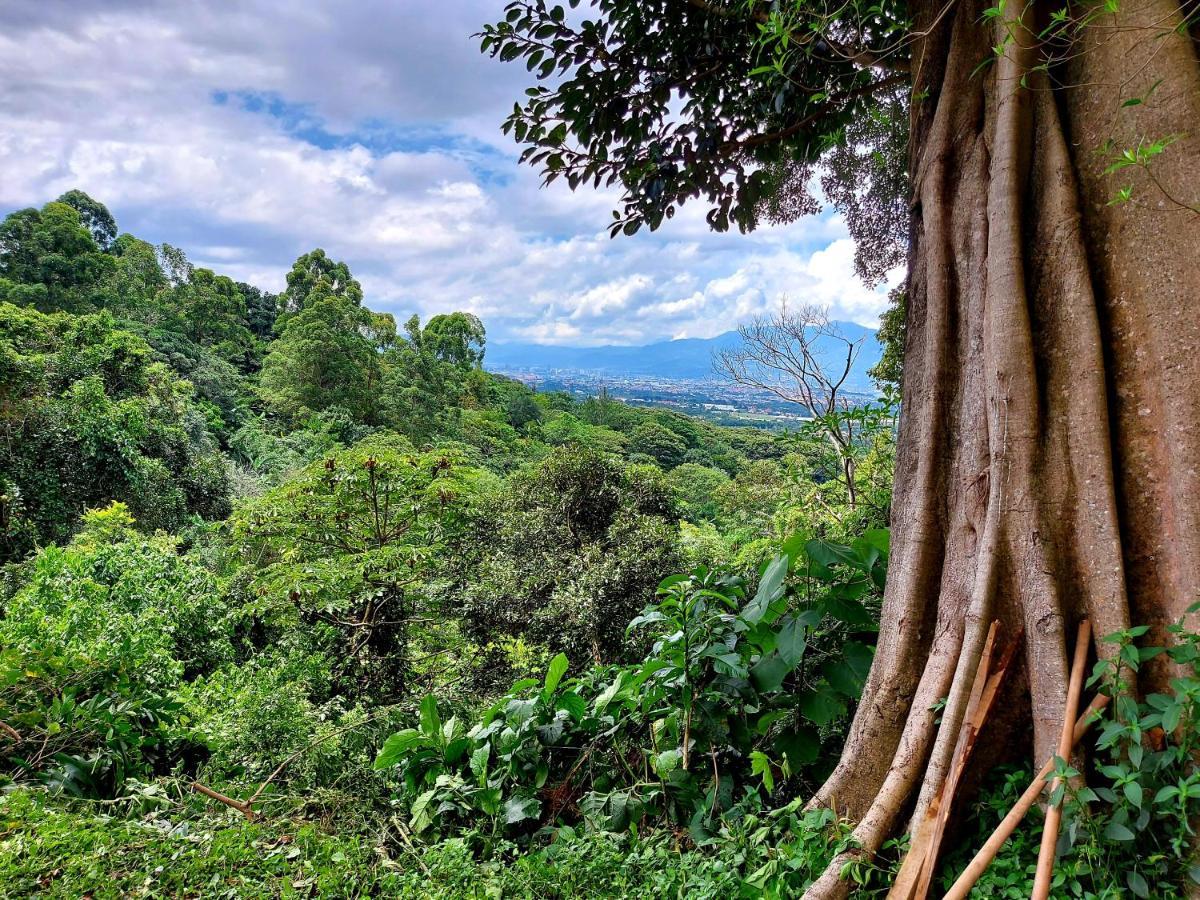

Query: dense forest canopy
<box><xmin>3</xmin><ymin>0</ymin><xmax>1200</xmax><ymax>894</ymax></box>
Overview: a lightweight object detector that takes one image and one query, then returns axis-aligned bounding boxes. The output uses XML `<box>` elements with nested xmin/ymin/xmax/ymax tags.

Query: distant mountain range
<box><xmin>486</xmin><ymin>322</ymin><xmax>882</xmax><ymax>394</ymax></box>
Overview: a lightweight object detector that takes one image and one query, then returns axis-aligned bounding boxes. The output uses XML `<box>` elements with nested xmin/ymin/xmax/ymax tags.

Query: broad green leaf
<box><xmin>805</xmin><ymin>539</ymin><xmax>859</xmax><ymax>573</ymax></box>
<box><xmin>1123</xmin><ymin>780</ymin><xmax>1143</xmax><ymax>808</ymax></box>
<box><xmin>743</xmin><ymin>555</ymin><xmax>788</xmax><ymax>626</ymax></box>
<box><xmin>800</xmin><ymin>682</ymin><xmax>847</xmax><ymax>726</ymax></box>
<box><xmin>776</xmin><ymin>726</ymin><xmax>820</xmax><ymax>767</ymax></box>
<box><xmin>824</xmin><ymin>593</ymin><xmax>873</xmax><ymax>626</ymax></box>
<box><xmin>506</xmin><ymin>697</ymin><xmax>537</xmax><ymax>724</ymax></box>
<box><xmin>556</xmin><ymin>691</ymin><xmax>587</xmax><ymax>721</ymax></box>
<box><xmin>503</xmin><ymin>794</ymin><xmax>541</xmax><ymax>825</ymax></box>
<box><xmin>544</xmin><ymin>653</ymin><xmax>569</xmax><ymax>696</ymax></box>
<box><xmin>750</xmin><ymin>651</ymin><xmax>792</xmax><ymax>693</ymax></box>
<box><xmin>654</xmin><ymin>748</ymin><xmax>682</xmax><ymax>777</ymax></box>
<box><xmin>594</xmin><ymin>673</ymin><xmax>625</xmax><ymax>714</ymax></box>
<box><xmin>410</xmin><ymin>788</ymin><xmax>438</xmax><ymax>833</ymax></box>
<box><xmin>1103</xmin><ymin>820</ymin><xmax>1135</xmax><ymax>842</ymax></box>
<box><xmin>374</xmin><ymin>729</ymin><xmax>423</xmax><ymax>769</ymax></box>
<box><xmin>859</xmin><ymin>529</ymin><xmax>890</xmax><ymax>556</ymax></box>
<box><xmin>776</xmin><ymin>615</ymin><xmax>808</xmax><ymax>667</ymax></box>
<box><xmin>1126</xmin><ymin>871</ymin><xmax>1150</xmax><ymax>898</ymax></box>
<box><xmin>419</xmin><ymin>695</ymin><xmax>441</xmax><ymax>740</ymax></box>
<box><xmin>469</xmin><ymin>744</ymin><xmax>491</xmax><ymax>780</ymax></box>
<box><xmin>843</xmin><ymin>641</ymin><xmax>875</xmax><ymax>681</ymax></box>
<box><xmin>823</xmin><ymin>658</ymin><xmax>865</xmax><ymax>698</ymax></box>
<box><xmin>477</xmin><ymin>787</ymin><xmax>501</xmax><ymax>816</ymax></box>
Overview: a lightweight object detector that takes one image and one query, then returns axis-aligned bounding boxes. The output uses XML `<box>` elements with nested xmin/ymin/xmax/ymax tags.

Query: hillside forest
<box><xmin>4</xmin><ymin>0</ymin><xmax>1200</xmax><ymax>898</ymax></box>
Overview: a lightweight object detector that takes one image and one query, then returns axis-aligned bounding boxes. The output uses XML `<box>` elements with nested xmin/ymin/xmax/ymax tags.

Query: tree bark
<box><xmin>802</xmin><ymin>0</ymin><xmax>1200</xmax><ymax>895</ymax></box>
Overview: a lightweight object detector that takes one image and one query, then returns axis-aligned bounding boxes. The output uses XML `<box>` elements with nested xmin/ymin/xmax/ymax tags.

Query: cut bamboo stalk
<box><xmin>192</xmin><ymin>781</ymin><xmax>256</xmax><ymax>820</ymax></box>
<box><xmin>911</xmin><ymin>625</ymin><xmax>1020</xmax><ymax>900</ymax></box>
<box><xmin>887</xmin><ymin>622</ymin><xmax>1016</xmax><ymax>900</ymax></box>
<box><xmin>1031</xmin><ymin>619</ymin><xmax>1092</xmax><ymax>900</ymax></box>
<box><xmin>941</xmin><ymin>692</ymin><xmax>1109</xmax><ymax>900</ymax></box>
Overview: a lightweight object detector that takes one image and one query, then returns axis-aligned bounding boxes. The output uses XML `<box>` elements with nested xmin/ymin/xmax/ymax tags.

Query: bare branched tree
<box><xmin>714</xmin><ymin>302</ymin><xmax>864</xmax><ymax>508</ymax></box>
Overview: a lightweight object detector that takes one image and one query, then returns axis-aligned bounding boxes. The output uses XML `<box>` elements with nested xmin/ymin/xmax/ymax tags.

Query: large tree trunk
<box><xmin>803</xmin><ymin>0</ymin><xmax>1200</xmax><ymax>895</ymax></box>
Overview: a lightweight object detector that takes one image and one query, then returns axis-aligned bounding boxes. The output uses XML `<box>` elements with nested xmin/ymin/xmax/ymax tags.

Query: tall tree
<box><xmin>383</xmin><ymin>313</ymin><xmax>487</xmax><ymax>442</ymax></box>
<box><xmin>237</xmin><ymin>281</ymin><xmax>278</xmax><ymax>341</ymax></box>
<box><xmin>0</xmin><ymin>202</ymin><xmax>115</xmax><ymax>313</ymax></box>
<box><xmin>278</xmin><ymin>248</ymin><xmax>363</xmax><ymax>320</ymax></box>
<box><xmin>259</xmin><ymin>290</ymin><xmax>392</xmax><ymax>423</ymax></box>
<box><xmin>55</xmin><ymin>189</ymin><xmax>118</xmax><ymax>252</ymax></box>
<box><xmin>483</xmin><ymin>1</ymin><xmax>1200</xmax><ymax>894</ymax></box>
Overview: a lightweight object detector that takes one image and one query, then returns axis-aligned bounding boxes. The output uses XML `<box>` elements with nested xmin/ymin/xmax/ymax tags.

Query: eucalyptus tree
<box><xmin>481</xmin><ymin>0</ymin><xmax>1200</xmax><ymax>893</ymax></box>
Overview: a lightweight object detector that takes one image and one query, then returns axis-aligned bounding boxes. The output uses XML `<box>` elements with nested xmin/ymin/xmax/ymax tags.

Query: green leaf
<box><xmin>419</xmin><ymin>695</ymin><xmax>441</xmax><ymax>740</ymax></box>
<box><xmin>843</xmin><ymin>641</ymin><xmax>875</xmax><ymax>681</ymax></box>
<box><xmin>594</xmin><ymin>672</ymin><xmax>625</xmax><ymax>714</ymax></box>
<box><xmin>1126</xmin><ymin>871</ymin><xmax>1150</xmax><ymax>898</ymax></box>
<box><xmin>556</xmin><ymin>691</ymin><xmax>587</xmax><ymax>721</ymax></box>
<box><xmin>750</xmin><ymin>651</ymin><xmax>792</xmax><ymax>693</ymax></box>
<box><xmin>823</xmin><ymin>658</ymin><xmax>865</xmax><ymax>698</ymax></box>
<box><xmin>1154</xmin><ymin>785</ymin><xmax>1179</xmax><ymax>804</ymax></box>
<box><xmin>1123</xmin><ymin>780</ymin><xmax>1143</xmax><ymax>808</ymax></box>
<box><xmin>503</xmin><ymin>794</ymin><xmax>541</xmax><ymax>825</ymax></box>
<box><xmin>776</xmin><ymin>726</ymin><xmax>820</xmax><ymax>767</ymax></box>
<box><xmin>543</xmin><ymin>653</ymin><xmax>569</xmax><ymax>696</ymax></box>
<box><xmin>805</xmin><ymin>539</ymin><xmax>859</xmax><ymax>573</ymax></box>
<box><xmin>743</xmin><ymin>555</ymin><xmax>788</xmax><ymax>625</ymax></box>
<box><xmin>750</xmin><ymin>750</ymin><xmax>775</xmax><ymax>793</ymax></box>
<box><xmin>781</xmin><ymin>532</ymin><xmax>809</xmax><ymax>571</ymax></box>
<box><xmin>469</xmin><ymin>744</ymin><xmax>491</xmax><ymax>781</ymax></box>
<box><xmin>654</xmin><ymin>748</ymin><xmax>682</xmax><ymax>777</ymax></box>
<box><xmin>506</xmin><ymin>698</ymin><xmax>537</xmax><ymax>724</ymax></box>
<box><xmin>410</xmin><ymin>788</ymin><xmax>438</xmax><ymax>833</ymax></box>
<box><xmin>1103</xmin><ymin>820</ymin><xmax>1136</xmax><ymax>842</ymax></box>
<box><xmin>374</xmin><ymin>729</ymin><xmax>423</xmax><ymax>769</ymax></box>
<box><xmin>800</xmin><ymin>682</ymin><xmax>847</xmax><ymax>727</ymax></box>
<box><xmin>824</xmin><ymin>593</ymin><xmax>873</xmax><ymax>626</ymax></box>
<box><xmin>477</xmin><ymin>787</ymin><xmax>501</xmax><ymax>816</ymax></box>
<box><xmin>776</xmin><ymin>615</ymin><xmax>808</xmax><ymax>667</ymax></box>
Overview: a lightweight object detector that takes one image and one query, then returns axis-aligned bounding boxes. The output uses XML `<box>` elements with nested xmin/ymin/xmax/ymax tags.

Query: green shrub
<box><xmin>0</xmin><ymin>514</ymin><xmax>230</xmax><ymax>794</ymax></box>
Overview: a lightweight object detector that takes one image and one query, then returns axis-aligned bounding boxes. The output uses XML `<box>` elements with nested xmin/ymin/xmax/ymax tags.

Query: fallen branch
<box><xmin>0</xmin><ymin>721</ymin><xmax>21</xmax><ymax>743</ymax></box>
<box><xmin>942</xmin><ymin>691</ymin><xmax>1110</xmax><ymax>900</ymax></box>
<box><xmin>191</xmin><ymin>781</ymin><xmax>256</xmax><ymax>820</ymax></box>
<box><xmin>1032</xmin><ymin>619</ymin><xmax>1092</xmax><ymax>900</ymax></box>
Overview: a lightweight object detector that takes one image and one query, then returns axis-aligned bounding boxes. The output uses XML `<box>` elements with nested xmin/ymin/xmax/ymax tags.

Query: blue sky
<box><xmin>0</xmin><ymin>1</ymin><xmax>898</xmax><ymax>345</ymax></box>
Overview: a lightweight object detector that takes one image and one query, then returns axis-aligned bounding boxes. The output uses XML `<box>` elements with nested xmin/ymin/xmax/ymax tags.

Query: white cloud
<box><xmin>0</xmin><ymin>1</ymin><xmax>897</xmax><ymax>346</ymax></box>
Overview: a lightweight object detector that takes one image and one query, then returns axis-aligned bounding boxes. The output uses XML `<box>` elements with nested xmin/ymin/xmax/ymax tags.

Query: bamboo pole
<box><xmin>1031</xmin><ymin>619</ymin><xmax>1092</xmax><ymax>900</ymax></box>
<box><xmin>888</xmin><ymin>622</ymin><xmax>1005</xmax><ymax>900</ymax></box>
<box><xmin>912</xmin><ymin>625</ymin><xmax>1020</xmax><ymax>900</ymax></box>
<box><xmin>942</xmin><ymin>692</ymin><xmax>1109</xmax><ymax>900</ymax></box>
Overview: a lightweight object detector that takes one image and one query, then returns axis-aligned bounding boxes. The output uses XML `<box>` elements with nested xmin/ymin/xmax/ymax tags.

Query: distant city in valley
<box><xmin>486</xmin><ymin>325</ymin><xmax>882</xmax><ymax>429</ymax></box>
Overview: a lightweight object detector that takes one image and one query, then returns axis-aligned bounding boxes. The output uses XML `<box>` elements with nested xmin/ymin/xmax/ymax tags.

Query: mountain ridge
<box><xmin>485</xmin><ymin>322</ymin><xmax>882</xmax><ymax>393</ymax></box>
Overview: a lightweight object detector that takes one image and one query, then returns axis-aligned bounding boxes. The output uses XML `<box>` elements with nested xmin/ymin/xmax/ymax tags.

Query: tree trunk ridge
<box><xmin>802</xmin><ymin>0</ymin><xmax>1200</xmax><ymax>895</ymax></box>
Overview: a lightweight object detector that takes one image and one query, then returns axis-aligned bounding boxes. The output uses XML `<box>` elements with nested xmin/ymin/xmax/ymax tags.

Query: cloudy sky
<box><xmin>0</xmin><ymin>1</ymin><xmax>896</xmax><ymax>346</ymax></box>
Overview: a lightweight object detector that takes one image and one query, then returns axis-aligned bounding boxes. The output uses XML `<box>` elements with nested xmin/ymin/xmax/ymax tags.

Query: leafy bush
<box><xmin>938</xmin><ymin>608</ymin><xmax>1200</xmax><ymax>899</ymax></box>
<box><xmin>0</xmin><ymin>510</ymin><xmax>230</xmax><ymax>794</ymax></box>
<box><xmin>464</xmin><ymin>447</ymin><xmax>681</xmax><ymax>662</ymax></box>
<box><xmin>232</xmin><ymin>434</ymin><xmax>492</xmax><ymax>700</ymax></box>
<box><xmin>377</xmin><ymin>534</ymin><xmax>886</xmax><ymax>843</ymax></box>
